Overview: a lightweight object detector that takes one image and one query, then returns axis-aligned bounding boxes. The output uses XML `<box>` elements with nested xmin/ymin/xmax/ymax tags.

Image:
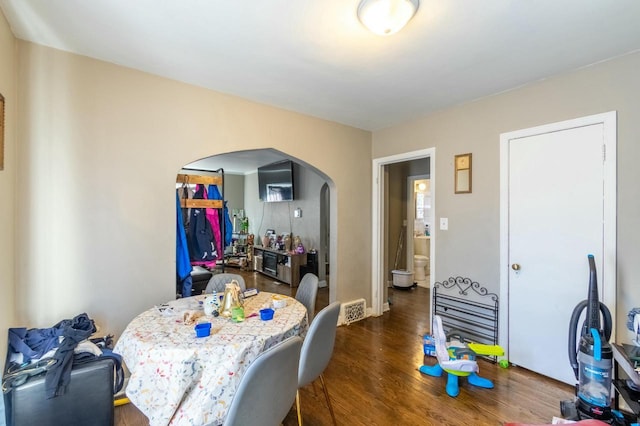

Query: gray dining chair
<box><xmin>296</xmin><ymin>301</ymin><xmax>341</xmax><ymax>426</ymax></box>
<box><xmin>205</xmin><ymin>273</ymin><xmax>246</xmax><ymax>293</ymax></box>
<box><xmin>224</xmin><ymin>336</ymin><xmax>303</xmax><ymax>426</ymax></box>
<box><xmin>295</xmin><ymin>273</ymin><xmax>319</xmax><ymax>323</ymax></box>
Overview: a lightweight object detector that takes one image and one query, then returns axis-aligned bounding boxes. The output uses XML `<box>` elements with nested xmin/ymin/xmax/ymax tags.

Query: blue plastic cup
<box><xmin>195</xmin><ymin>322</ymin><xmax>212</xmax><ymax>337</ymax></box>
<box><xmin>260</xmin><ymin>308</ymin><xmax>274</xmax><ymax>321</ymax></box>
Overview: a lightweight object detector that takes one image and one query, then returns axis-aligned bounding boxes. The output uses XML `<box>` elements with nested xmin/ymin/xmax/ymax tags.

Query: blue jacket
<box><xmin>176</xmin><ymin>191</ymin><xmax>193</xmax><ymax>296</ymax></box>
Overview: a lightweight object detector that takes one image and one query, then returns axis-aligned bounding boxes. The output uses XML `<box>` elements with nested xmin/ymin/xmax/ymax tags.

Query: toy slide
<box><xmin>467</xmin><ymin>343</ymin><xmax>505</xmax><ymax>357</ymax></box>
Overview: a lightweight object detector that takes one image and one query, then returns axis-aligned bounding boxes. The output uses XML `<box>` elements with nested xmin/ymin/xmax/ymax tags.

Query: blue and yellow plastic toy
<box><xmin>419</xmin><ymin>315</ymin><xmax>504</xmax><ymax>397</ymax></box>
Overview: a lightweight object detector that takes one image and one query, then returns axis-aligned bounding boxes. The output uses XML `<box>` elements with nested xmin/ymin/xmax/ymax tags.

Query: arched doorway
<box><xmin>175</xmin><ymin>148</ymin><xmax>334</xmax><ymax>308</ymax></box>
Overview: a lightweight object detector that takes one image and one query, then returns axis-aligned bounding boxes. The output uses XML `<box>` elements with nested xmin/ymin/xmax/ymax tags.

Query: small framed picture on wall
<box><xmin>454</xmin><ymin>153</ymin><xmax>472</xmax><ymax>194</ymax></box>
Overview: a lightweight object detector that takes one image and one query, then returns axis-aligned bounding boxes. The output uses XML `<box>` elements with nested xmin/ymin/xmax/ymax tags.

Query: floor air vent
<box><xmin>342</xmin><ymin>299</ymin><xmax>366</xmax><ymax>325</ymax></box>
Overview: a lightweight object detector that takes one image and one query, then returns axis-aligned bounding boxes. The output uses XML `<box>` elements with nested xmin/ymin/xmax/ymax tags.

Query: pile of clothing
<box><xmin>3</xmin><ymin>313</ymin><xmax>123</xmax><ymax>398</ymax></box>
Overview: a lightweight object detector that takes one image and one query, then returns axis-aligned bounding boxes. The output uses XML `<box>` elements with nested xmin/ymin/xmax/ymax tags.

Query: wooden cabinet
<box><xmin>253</xmin><ymin>246</ymin><xmax>307</xmax><ymax>287</ymax></box>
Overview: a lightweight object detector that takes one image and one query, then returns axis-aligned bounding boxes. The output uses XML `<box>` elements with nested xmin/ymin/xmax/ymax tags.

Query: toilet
<box><xmin>414</xmin><ymin>255</ymin><xmax>429</xmax><ymax>281</ymax></box>
<box><xmin>413</xmin><ymin>236</ymin><xmax>430</xmax><ymax>285</ymax></box>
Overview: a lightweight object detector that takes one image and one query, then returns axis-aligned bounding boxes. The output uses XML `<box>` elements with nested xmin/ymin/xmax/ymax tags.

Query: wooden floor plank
<box><xmin>116</xmin><ymin>270</ymin><xmax>574</xmax><ymax>425</ymax></box>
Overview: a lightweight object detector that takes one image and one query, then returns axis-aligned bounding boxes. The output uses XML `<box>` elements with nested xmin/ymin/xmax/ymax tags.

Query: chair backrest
<box><xmin>224</xmin><ymin>336</ymin><xmax>303</xmax><ymax>426</ymax></box>
<box><xmin>432</xmin><ymin>315</ymin><xmax>478</xmax><ymax>373</ymax></box>
<box><xmin>298</xmin><ymin>301</ymin><xmax>341</xmax><ymax>387</ymax></box>
<box><xmin>205</xmin><ymin>273</ymin><xmax>246</xmax><ymax>293</ymax></box>
<box><xmin>295</xmin><ymin>273</ymin><xmax>319</xmax><ymax>323</ymax></box>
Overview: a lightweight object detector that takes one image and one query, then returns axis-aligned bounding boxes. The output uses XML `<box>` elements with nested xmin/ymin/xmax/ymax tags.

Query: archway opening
<box><xmin>175</xmin><ymin>148</ymin><xmax>335</xmax><ymax>312</ymax></box>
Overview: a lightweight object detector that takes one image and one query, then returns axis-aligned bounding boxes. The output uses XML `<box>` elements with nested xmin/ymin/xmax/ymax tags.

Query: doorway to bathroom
<box><xmin>371</xmin><ymin>148</ymin><xmax>435</xmax><ymax>316</ymax></box>
<box><xmin>407</xmin><ymin>175</ymin><xmax>431</xmax><ymax>288</ymax></box>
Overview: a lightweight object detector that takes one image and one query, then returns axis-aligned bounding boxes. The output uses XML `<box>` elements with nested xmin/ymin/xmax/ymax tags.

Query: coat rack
<box><xmin>176</xmin><ymin>173</ymin><xmax>223</xmax><ymax>209</ymax></box>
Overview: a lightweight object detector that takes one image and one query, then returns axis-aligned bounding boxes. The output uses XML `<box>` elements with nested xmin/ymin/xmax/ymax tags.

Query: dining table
<box><xmin>114</xmin><ymin>291</ymin><xmax>309</xmax><ymax>426</ymax></box>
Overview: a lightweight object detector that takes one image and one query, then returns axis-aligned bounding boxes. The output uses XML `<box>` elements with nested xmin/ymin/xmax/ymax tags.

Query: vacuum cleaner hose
<box><xmin>568</xmin><ymin>300</ymin><xmax>613</xmax><ymax>380</ymax></box>
<box><xmin>569</xmin><ymin>300</ymin><xmax>586</xmax><ymax>380</ymax></box>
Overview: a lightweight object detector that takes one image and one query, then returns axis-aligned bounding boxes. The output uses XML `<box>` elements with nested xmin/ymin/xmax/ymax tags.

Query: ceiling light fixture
<box><xmin>357</xmin><ymin>0</ymin><xmax>419</xmax><ymax>36</ymax></box>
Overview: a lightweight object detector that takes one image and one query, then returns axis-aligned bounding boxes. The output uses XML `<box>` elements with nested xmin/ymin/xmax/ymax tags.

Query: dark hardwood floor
<box><xmin>116</xmin><ymin>270</ymin><xmax>574</xmax><ymax>425</ymax></box>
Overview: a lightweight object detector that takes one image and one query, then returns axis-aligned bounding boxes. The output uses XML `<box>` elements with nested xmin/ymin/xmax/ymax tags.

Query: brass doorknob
<box><xmin>512</xmin><ymin>264</ymin><xmax>521</xmax><ymax>271</ymax></box>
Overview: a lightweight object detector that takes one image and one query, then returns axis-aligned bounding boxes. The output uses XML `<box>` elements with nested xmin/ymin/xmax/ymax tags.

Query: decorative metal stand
<box><xmin>432</xmin><ymin>277</ymin><xmax>499</xmax><ymax>361</ymax></box>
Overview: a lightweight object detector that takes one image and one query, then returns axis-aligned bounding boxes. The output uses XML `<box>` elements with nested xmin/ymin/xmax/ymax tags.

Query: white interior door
<box><xmin>500</xmin><ymin>112</ymin><xmax>616</xmax><ymax>385</ymax></box>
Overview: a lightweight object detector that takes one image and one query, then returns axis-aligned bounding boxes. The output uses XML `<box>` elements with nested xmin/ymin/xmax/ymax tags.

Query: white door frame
<box><xmin>499</xmin><ymin>111</ymin><xmax>617</xmax><ymax>356</ymax></box>
<box><xmin>372</xmin><ymin>148</ymin><xmax>435</xmax><ymax>316</ymax></box>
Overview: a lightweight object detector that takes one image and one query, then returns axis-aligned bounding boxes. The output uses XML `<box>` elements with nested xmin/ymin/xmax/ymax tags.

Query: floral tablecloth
<box><xmin>114</xmin><ymin>292</ymin><xmax>308</xmax><ymax>426</ymax></box>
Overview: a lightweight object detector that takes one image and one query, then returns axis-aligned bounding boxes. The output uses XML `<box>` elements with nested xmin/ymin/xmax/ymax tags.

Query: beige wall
<box><xmin>244</xmin><ymin>163</ymin><xmax>326</xmax><ymax>251</ymax></box>
<box><xmin>244</xmin><ymin>165</ymin><xmax>328</xmax><ymax>283</ymax></box>
<box><xmin>373</xmin><ymin>51</ymin><xmax>640</xmax><ymax>338</ymax></box>
<box><xmin>0</xmin><ymin>10</ymin><xmax>16</xmax><ymax>370</ymax></box>
<box><xmin>220</xmin><ymin>173</ymin><xmax>245</xmax><ymax>214</ymax></box>
<box><xmin>15</xmin><ymin>41</ymin><xmax>371</xmax><ymax>337</ymax></box>
<box><xmin>387</xmin><ymin>162</ymin><xmax>408</xmax><ymax>274</ymax></box>
<box><xmin>7</xmin><ymin>17</ymin><xmax>639</xmax><ymax>352</ymax></box>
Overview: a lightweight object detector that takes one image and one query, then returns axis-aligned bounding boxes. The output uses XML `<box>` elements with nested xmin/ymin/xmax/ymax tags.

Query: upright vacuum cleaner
<box><xmin>563</xmin><ymin>254</ymin><xmax>615</xmax><ymax>422</ymax></box>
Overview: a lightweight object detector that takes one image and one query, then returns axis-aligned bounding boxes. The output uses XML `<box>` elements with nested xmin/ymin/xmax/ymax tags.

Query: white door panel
<box><xmin>505</xmin><ymin>121</ymin><xmax>613</xmax><ymax>385</ymax></box>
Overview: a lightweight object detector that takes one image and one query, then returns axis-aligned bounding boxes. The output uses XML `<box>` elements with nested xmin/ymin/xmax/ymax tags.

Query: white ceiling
<box><xmin>2</xmin><ymin>0</ymin><xmax>640</xmax><ymax>172</ymax></box>
<box><xmin>184</xmin><ymin>149</ymin><xmax>290</xmax><ymax>175</ymax></box>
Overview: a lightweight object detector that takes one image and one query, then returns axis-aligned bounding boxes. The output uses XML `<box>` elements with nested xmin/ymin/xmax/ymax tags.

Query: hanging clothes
<box><xmin>204</xmin><ymin>185</ymin><xmax>223</xmax><ymax>259</ymax></box>
<box><xmin>189</xmin><ymin>184</ymin><xmax>217</xmax><ymax>267</ymax></box>
<box><xmin>179</xmin><ymin>184</ymin><xmax>193</xmax><ymax>228</ymax></box>
<box><xmin>176</xmin><ymin>191</ymin><xmax>193</xmax><ymax>297</ymax></box>
<box><xmin>223</xmin><ymin>201</ymin><xmax>233</xmax><ymax>247</ymax></box>
<box><xmin>208</xmin><ymin>184</ymin><xmax>233</xmax><ymax>248</ymax></box>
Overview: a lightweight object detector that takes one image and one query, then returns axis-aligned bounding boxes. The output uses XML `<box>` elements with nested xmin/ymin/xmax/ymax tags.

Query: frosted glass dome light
<box><xmin>357</xmin><ymin>0</ymin><xmax>420</xmax><ymax>36</ymax></box>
